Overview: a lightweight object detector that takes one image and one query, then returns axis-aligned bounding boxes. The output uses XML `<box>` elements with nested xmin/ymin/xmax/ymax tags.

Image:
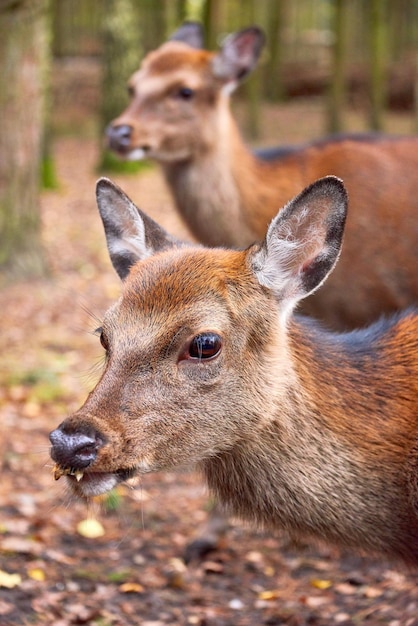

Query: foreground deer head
<box><xmin>50</xmin><ymin>177</ymin><xmax>418</xmax><ymax>564</ymax></box>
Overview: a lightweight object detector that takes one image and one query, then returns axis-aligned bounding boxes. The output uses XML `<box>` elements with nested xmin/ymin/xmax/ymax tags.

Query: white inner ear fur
<box><xmin>99</xmin><ymin>191</ymin><xmax>151</xmax><ymax>262</ymax></box>
<box><xmin>252</xmin><ymin>207</ymin><xmax>329</xmax><ymax>321</ymax></box>
<box><xmin>108</xmin><ymin>233</ymin><xmax>152</xmax><ymax>263</ymax></box>
<box><xmin>252</xmin><ymin>238</ymin><xmax>305</xmax><ymax>323</ymax></box>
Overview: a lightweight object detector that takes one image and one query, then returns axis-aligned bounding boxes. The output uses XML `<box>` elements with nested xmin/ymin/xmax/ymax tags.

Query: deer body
<box><xmin>107</xmin><ymin>23</ymin><xmax>418</xmax><ymax>330</ymax></box>
<box><xmin>50</xmin><ymin>177</ymin><xmax>418</xmax><ymax>565</ymax></box>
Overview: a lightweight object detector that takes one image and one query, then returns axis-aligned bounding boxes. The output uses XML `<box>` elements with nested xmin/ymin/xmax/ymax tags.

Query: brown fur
<box><xmin>107</xmin><ymin>26</ymin><xmax>418</xmax><ymax>330</ymax></box>
<box><xmin>50</xmin><ymin>178</ymin><xmax>418</xmax><ymax>566</ymax></box>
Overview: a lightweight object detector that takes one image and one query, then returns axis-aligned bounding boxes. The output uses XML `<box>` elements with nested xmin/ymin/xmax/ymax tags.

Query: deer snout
<box><xmin>49</xmin><ymin>424</ymin><xmax>105</xmax><ymax>472</ymax></box>
<box><xmin>106</xmin><ymin>123</ymin><xmax>151</xmax><ymax>160</ymax></box>
<box><xmin>106</xmin><ymin>123</ymin><xmax>133</xmax><ymax>153</ymax></box>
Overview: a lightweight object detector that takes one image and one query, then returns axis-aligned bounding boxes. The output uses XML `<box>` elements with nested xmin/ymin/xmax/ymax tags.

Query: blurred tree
<box><xmin>98</xmin><ymin>0</ymin><xmax>141</xmax><ymax>171</ymax></box>
<box><xmin>369</xmin><ymin>0</ymin><xmax>387</xmax><ymax>131</ymax></box>
<box><xmin>327</xmin><ymin>0</ymin><xmax>349</xmax><ymax>133</ymax></box>
<box><xmin>0</xmin><ymin>0</ymin><xmax>49</xmax><ymax>281</ymax></box>
<box><xmin>264</xmin><ymin>0</ymin><xmax>286</xmax><ymax>102</ymax></box>
<box><xmin>166</xmin><ymin>0</ymin><xmax>188</xmax><ymax>34</ymax></box>
<box><xmin>240</xmin><ymin>0</ymin><xmax>262</xmax><ymax>140</ymax></box>
<box><xmin>203</xmin><ymin>0</ymin><xmax>226</xmax><ymax>49</ymax></box>
<box><xmin>138</xmin><ymin>0</ymin><xmax>166</xmax><ymax>53</ymax></box>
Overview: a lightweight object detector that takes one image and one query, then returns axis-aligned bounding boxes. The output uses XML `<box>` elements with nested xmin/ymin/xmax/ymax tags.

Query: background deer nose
<box><xmin>49</xmin><ymin>426</ymin><xmax>104</xmax><ymax>469</ymax></box>
<box><xmin>106</xmin><ymin>124</ymin><xmax>133</xmax><ymax>151</ymax></box>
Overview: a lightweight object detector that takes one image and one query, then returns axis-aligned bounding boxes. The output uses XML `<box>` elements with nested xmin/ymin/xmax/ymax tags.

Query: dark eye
<box><xmin>127</xmin><ymin>84</ymin><xmax>135</xmax><ymax>98</ymax></box>
<box><xmin>177</xmin><ymin>86</ymin><xmax>195</xmax><ymax>100</ymax></box>
<box><xmin>95</xmin><ymin>327</ymin><xmax>109</xmax><ymax>351</ymax></box>
<box><xmin>186</xmin><ymin>333</ymin><xmax>222</xmax><ymax>361</ymax></box>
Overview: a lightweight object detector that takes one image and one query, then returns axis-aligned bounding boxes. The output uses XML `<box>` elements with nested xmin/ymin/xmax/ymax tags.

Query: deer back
<box><xmin>106</xmin><ymin>23</ymin><xmax>418</xmax><ymax>330</ymax></box>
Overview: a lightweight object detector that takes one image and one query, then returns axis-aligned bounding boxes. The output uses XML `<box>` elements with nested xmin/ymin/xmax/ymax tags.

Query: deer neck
<box><xmin>202</xmin><ymin>315</ymin><xmax>417</xmax><ymax>560</ymax></box>
<box><xmin>161</xmin><ymin>103</ymin><xmax>265</xmax><ymax>248</ymax></box>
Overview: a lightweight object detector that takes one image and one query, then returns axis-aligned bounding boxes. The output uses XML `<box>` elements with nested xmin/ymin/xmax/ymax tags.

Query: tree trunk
<box><xmin>0</xmin><ymin>0</ymin><xmax>49</xmax><ymax>281</ymax></box>
<box><xmin>264</xmin><ymin>0</ymin><xmax>286</xmax><ymax>102</ymax></box>
<box><xmin>369</xmin><ymin>0</ymin><xmax>387</xmax><ymax>131</ymax></box>
<box><xmin>203</xmin><ymin>0</ymin><xmax>226</xmax><ymax>50</ymax></box>
<box><xmin>327</xmin><ymin>0</ymin><xmax>349</xmax><ymax>134</ymax></box>
<box><xmin>98</xmin><ymin>0</ymin><xmax>141</xmax><ymax>170</ymax></box>
<box><xmin>240</xmin><ymin>0</ymin><xmax>262</xmax><ymax>141</ymax></box>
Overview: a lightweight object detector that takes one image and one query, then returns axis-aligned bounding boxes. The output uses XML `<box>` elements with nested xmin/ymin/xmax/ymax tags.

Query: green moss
<box><xmin>41</xmin><ymin>156</ymin><xmax>59</xmax><ymax>190</ymax></box>
<box><xmin>97</xmin><ymin>150</ymin><xmax>154</xmax><ymax>174</ymax></box>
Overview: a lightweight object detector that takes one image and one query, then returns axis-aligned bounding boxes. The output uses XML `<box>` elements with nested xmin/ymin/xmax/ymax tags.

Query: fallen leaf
<box><xmin>28</xmin><ymin>568</ymin><xmax>45</xmax><ymax>582</ymax></box>
<box><xmin>258</xmin><ymin>589</ymin><xmax>280</xmax><ymax>600</ymax></box>
<box><xmin>1</xmin><ymin>536</ymin><xmax>42</xmax><ymax>555</ymax></box>
<box><xmin>0</xmin><ymin>570</ymin><xmax>22</xmax><ymax>589</ymax></box>
<box><xmin>76</xmin><ymin>518</ymin><xmax>105</xmax><ymax>538</ymax></box>
<box><xmin>310</xmin><ymin>578</ymin><xmax>332</xmax><ymax>590</ymax></box>
<box><xmin>202</xmin><ymin>561</ymin><xmax>224</xmax><ymax>574</ymax></box>
<box><xmin>119</xmin><ymin>582</ymin><xmax>145</xmax><ymax>593</ymax></box>
<box><xmin>335</xmin><ymin>582</ymin><xmax>358</xmax><ymax>595</ymax></box>
<box><xmin>363</xmin><ymin>585</ymin><xmax>383</xmax><ymax>599</ymax></box>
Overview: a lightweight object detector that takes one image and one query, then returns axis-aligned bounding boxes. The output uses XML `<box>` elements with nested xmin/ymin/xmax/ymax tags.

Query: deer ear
<box><xmin>212</xmin><ymin>26</ymin><xmax>265</xmax><ymax>88</ymax></box>
<box><xmin>95</xmin><ymin>178</ymin><xmax>179</xmax><ymax>280</ymax></box>
<box><xmin>249</xmin><ymin>176</ymin><xmax>348</xmax><ymax>316</ymax></box>
<box><xmin>169</xmin><ymin>21</ymin><xmax>204</xmax><ymax>49</ymax></box>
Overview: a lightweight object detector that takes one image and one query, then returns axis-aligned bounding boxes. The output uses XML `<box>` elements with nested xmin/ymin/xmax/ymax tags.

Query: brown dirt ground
<box><xmin>1</xmin><ymin>82</ymin><xmax>418</xmax><ymax>626</ymax></box>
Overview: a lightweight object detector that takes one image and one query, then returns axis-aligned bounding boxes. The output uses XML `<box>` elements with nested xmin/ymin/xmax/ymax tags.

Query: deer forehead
<box><xmin>144</xmin><ymin>42</ymin><xmax>213</xmax><ymax>74</ymax></box>
<box><xmin>126</xmin><ymin>248</ymin><xmax>249</xmax><ymax>305</ymax></box>
<box><xmin>107</xmin><ymin>248</ymin><xmax>262</xmax><ymax>337</ymax></box>
<box><xmin>131</xmin><ymin>43</ymin><xmax>215</xmax><ymax>96</ymax></box>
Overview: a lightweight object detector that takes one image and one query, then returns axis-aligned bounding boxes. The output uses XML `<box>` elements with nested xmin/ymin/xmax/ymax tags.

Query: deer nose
<box><xmin>106</xmin><ymin>124</ymin><xmax>133</xmax><ymax>152</ymax></box>
<box><xmin>49</xmin><ymin>425</ymin><xmax>105</xmax><ymax>470</ymax></box>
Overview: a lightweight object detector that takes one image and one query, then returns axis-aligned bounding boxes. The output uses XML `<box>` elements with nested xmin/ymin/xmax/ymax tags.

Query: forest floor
<box><xmin>1</xmin><ymin>74</ymin><xmax>418</xmax><ymax>626</ymax></box>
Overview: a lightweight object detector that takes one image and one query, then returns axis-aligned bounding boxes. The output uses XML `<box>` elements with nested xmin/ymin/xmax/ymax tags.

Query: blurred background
<box><xmin>1</xmin><ymin>3</ymin><xmax>418</xmax><ymax>624</ymax></box>
<box><xmin>1</xmin><ymin>0</ymin><xmax>418</xmax><ymax>280</ymax></box>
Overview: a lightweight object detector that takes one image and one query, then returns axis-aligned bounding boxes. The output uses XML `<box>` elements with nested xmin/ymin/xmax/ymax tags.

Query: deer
<box><xmin>106</xmin><ymin>22</ymin><xmax>418</xmax><ymax>332</ymax></box>
<box><xmin>50</xmin><ymin>176</ymin><xmax>418</xmax><ymax>566</ymax></box>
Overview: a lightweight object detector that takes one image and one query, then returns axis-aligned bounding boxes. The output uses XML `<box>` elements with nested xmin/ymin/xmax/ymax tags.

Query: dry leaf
<box><xmin>119</xmin><ymin>582</ymin><xmax>144</xmax><ymax>593</ymax></box>
<box><xmin>76</xmin><ymin>518</ymin><xmax>105</xmax><ymax>538</ymax></box>
<box><xmin>0</xmin><ymin>570</ymin><xmax>22</xmax><ymax>589</ymax></box>
<box><xmin>258</xmin><ymin>589</ymin><xmax>280</xmax><ymax>601</ymax></box>
<box><xmin>363</xmin><ymin>585</ymin><xmax>383</xmax><ymax>599</ymax></box>
<box><xmin>1</xmin><ymin>536</ymin><xmax>42</xmax><ymax>555</ymax></box>
<box><xmin>335</xmin><ymin>582</ymin><xmax>358</xmax><ymax>595</ymax></box>
<box><xmin>28</xmin><ymin>568</ymin><xmax>45</xmax><ymax>582</ymax></box>
<box><xmin>310</xmin><ymin>578</ymin><xmax>332</xmax><ymax>590</ymax></box>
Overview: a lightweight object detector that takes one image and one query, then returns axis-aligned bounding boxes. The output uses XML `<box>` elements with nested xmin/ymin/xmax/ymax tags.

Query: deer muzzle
<box><xmin>49</xmin><ymin>424</ymin><xmax>105</xmax><ymax>481</ymax></box>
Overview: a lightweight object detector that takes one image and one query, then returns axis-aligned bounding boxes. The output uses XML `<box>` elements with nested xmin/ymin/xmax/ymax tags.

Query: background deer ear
<box><xmin>95</xmin><ymin>178</ymin><xmax>179</xmax><ymax>280</ymax></box>
<box><xmin>169</xmin><ymin>21</ymin><xmax>204</xmax><ymax>49</ymax></box>
<box><xmin>212</xmin><ymin>26</ymin><xmax>265</xmax><ymax>89</ymax></box>
<box><xmin>249</xmin><ymin>176</ymin><xmax>348</xmax><ymax>315</ymax></box>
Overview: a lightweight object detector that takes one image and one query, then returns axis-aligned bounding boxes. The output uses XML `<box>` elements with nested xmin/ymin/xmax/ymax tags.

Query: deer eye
<box><xmin>95</xmin><ymin>327</ymin><xmax>109</xmax><ymax>351</ymax></box>
<box><xmin>183</xmin><ymin>332</ymin><xmax>222</xmax><ymax>361</ymax></box>
<box><xmin>176</xmin><ymin>86</ymin><xmax>195</xmax><ymax>100</ymax></box>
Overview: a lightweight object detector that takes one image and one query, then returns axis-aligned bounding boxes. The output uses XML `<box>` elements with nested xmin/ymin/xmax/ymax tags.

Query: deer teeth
<box><xmin>75</xmin><ymin>470</ymin><xmax>84</xmax><ymax>482</ymax></box>
<box><xmin>53</xmin><ymin>465</ymin><xmax>84</xmax><ymax>482</ymax></box>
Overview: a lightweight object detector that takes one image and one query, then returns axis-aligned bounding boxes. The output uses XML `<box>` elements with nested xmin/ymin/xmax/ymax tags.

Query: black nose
<box><xmin>106</xmin><ymin>124</ymin><xmax>133</xmax><ymax>152</ymax></box>
<box><xmin>49</xmin><ymin>425</ymin><xmax>105</xmax><ymax>470</ymax></box>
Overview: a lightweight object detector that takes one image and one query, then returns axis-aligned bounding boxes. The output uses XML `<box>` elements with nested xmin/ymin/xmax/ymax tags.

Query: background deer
<box><xmin>50</xmin><ymin>177</ymin><xmax>418</xmax><ymax>566</ymax></box>
<box><xmin>106</xmin><ymin>22</ymin><xmax>418</xmax><ymax>332</ymax></box>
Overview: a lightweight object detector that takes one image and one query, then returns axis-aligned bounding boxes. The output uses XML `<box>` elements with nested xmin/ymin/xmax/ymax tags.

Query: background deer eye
<box><xmin>177</xmin><ymin>86</ymin><xmax>195</xmax><ymax>100</ymax></box>
<box><xmin>187</xmin><ymin>333</ymin><xmax>222</xmax><ymax>360</ymax></box>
